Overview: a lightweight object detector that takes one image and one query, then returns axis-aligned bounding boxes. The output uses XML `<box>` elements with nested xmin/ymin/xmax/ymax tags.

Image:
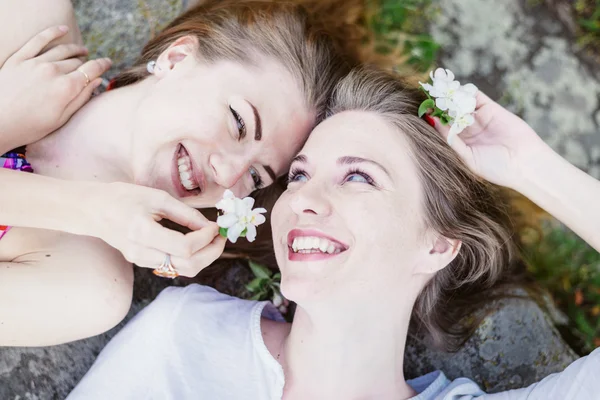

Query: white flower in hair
<box><xmin>418</xmin><ymin>68</ymin><xmax>478</xmax><ymax>144</ymax></box>
<box><xmin>216</xmin><ymin>190</ymin><xmax>267</xmax><ymax>243</ymax></box>
<box><xmin>419</xmin><ymin>68</ymin><xmax>461</xmax><ymax>111</ymax></box>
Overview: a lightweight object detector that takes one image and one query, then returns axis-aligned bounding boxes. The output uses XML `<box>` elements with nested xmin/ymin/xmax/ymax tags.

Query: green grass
<box><xmin>522</xmin><ymin>222</ymin><xmax>600</xmax><ymax>355</ymax></box>
<box><xmin>367</xmin><ymin>0</ymin><xmax>440</xmax><ymax>72</ymax></box>
<box><xmin>569</xmin><ymin>0</ymin><xmax>600</xmax><ymax>60</ymax></box>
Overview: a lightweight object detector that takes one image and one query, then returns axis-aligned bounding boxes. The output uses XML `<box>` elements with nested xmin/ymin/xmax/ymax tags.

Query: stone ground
<box><xmin>1</xmin><ymin>0</ymin><xmax>598</xmax><ymax>398</ymax></box>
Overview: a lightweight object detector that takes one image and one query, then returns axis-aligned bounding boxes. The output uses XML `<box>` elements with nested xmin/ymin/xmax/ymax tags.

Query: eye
<box><xmin>287</xmin><ymin>167</ymin><xmax>308</xmax><ymax>184</ymax></box>
<box><xmin>344</xmin><ymin>169</ymin><xmax>376</xmax><ymax>186</ymax></box>
<box><xmin>249</xmin><ymin>167</ymin><xmax>263</xmax><ymax>190</ymax></box>
<box><xmin>229</xmin><ymin>105</ymin><xmax>246</xmax><ymax>140</ymax></box>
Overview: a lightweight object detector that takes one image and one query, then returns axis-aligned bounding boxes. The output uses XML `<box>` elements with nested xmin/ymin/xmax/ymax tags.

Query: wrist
<box><xmin>510</xmin><ymin>141</ymin><xmax>562</xmax><ymax>197</ymax></box>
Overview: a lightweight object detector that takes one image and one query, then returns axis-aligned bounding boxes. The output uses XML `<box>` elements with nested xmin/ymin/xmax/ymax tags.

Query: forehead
<box><xmin>303</xmin><ymin>111</ymin><xmax>418</xmax><ymax>173</ymax></box>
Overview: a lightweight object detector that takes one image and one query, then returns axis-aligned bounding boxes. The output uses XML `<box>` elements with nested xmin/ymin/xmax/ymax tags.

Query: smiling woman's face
<box><xmin>271</xmin><ymin>110</ymin><xmax>436</xmax><ymax>303</ymax></box>
<box><xmin>130</xmin><ymin>45</ymin><xmax>314</xmax><ymax>209</ymax></box>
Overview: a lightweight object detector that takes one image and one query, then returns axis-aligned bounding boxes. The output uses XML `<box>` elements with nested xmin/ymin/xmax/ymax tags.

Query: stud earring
<box><xmin>146</xmin><ymin>60</ymin><xmax>161</xmax><ymax>74</ymax></box>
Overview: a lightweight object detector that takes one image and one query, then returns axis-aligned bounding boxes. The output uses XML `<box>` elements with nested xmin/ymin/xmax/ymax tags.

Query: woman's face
<box><xmin>130</xmin><ymin>42</ymin><xmax>314</xmax><ymax>208</ymax></box>
<box><xmin>272</xmin><ymin>111</ymin><xmax>446</xmax><ymax>304</ymax></box>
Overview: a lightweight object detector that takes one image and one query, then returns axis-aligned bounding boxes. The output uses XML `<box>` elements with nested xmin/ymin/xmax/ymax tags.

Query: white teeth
<box><xmin>318</xmin><ymin>239</ymin><xmax>329</xmax><ymax>253</ymax></box>
<box><xmin>290</xmin><ymin>236</ymin><xmax>344</xmax><ymax>254</ymax></box>
<box><xmin>177</xmin><ymin>155</ymin><xmax>199</xmax><ymax>191</ymax></box>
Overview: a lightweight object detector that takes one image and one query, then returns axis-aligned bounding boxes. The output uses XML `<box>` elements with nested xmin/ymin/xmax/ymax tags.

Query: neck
<box><xmin>27</xmin><ymin>82</ymin><xmax>148</xmax><ymax>182</ymax></box>
<box><xmin>281</xmin><ymin>297</ymin><xmax>417</xmax><ymax>400</ymax></box>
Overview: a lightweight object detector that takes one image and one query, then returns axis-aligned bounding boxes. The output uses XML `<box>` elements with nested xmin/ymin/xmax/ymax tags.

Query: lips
<box><xmin>286</xmin><ymin>228</ymin><xmax>349</xmax><ymax>262</ymax></box>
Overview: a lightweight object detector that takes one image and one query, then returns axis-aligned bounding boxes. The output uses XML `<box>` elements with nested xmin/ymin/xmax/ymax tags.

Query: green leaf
<box><xmin>272</xmin><ymin>273</ymin><xmax>281</xmax><ymax>282</ymax></box>
<box><xmin>418</xmin><ymin>99</ymin><xmax>435</xmax><ymax>117</ymax></box>
<box><xmin>219</xmin><ymin>227</ymin><xmax>228</xmax><ymax>238</ymax></box>
<box><xmin>249</xmin><ymin>260</ymin><xmax>272</xmax><ymax>279</ymax></box>
<box><xmin>245</xmin><ymin>277</ymin><xmax>264</xmax><ymax>293</ymax></box>
<box><xmin>249</xmin><ymin>292</ymin><xmax>266</xmax><ymax>301</ymax></box>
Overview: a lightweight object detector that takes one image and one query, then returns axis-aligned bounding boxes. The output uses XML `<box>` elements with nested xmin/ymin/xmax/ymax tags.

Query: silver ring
<box><xmin>153</xmin><ymin>254</ymin><xmax>179</xmax><ymax>279</ymax></box>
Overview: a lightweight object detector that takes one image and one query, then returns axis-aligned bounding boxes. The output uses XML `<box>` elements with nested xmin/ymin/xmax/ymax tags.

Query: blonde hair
<box><xmin>328</xmin><ymin>68</ymin><xmax>524</xmax><ymax>351</ymax></box>
<box><xmin>111</xmin><ymin>0</ymin><xmax>362</xmax><ymax>121</ymax></box>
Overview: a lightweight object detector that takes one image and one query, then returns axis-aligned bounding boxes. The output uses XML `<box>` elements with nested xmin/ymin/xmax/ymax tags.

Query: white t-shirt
<box><xmin>67</xmin><ymin>285</ymin><xmax>600</xmax><ymax>400</ymax></box>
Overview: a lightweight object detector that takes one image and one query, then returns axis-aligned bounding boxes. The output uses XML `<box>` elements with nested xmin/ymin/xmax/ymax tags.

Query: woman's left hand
<box><xmin>431</xmin><ymin>91</ymin><xmax>547</xmax><ymax>190</ymax></box>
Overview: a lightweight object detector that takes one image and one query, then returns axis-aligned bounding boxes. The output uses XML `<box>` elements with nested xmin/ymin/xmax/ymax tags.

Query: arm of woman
<box><xmin>433</xmin><ymin>91</ymin><xmax>600</xmax><ymax>253</ymax></box>
<box><xmin>0</xmin><ymin>168</ymin><xmax>226</xmax><ymax>277</ymax></box>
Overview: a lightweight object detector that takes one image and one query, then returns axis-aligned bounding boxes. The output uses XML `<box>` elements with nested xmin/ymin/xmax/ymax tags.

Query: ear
<box><xmin>414</xmin><ymin>234</ymin><xmax>462</xmax><ymax>276</ymax></box>
<box><xmin>153</xmin><ymin>35</ymin><xmax>199</xmax><ymax>79</ymax></box>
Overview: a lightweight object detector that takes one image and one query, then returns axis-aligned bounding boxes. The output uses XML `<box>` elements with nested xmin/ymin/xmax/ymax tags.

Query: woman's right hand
<box><xmin>86</xmin><ymin>182</ymin><xmax>226</xmax><ymax>278</ymax></box>
<box><xmin>0</xmin><ymin>25</ymin><xmax>111</xmax><ymax>154</ymax></box>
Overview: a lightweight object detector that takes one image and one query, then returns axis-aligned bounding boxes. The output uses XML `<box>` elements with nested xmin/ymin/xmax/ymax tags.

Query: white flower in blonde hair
<box><xmin>216</xmin><ymin>190</ymin><xmax>267</xmax><ymax>243</ymax></box>
<box><xmin>418</xmin><ymin>68</ymin><xmax>478</xmax><ymax>144</ymax></box>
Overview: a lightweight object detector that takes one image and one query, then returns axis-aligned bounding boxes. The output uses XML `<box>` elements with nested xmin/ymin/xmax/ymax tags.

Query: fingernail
<box><xmin>58</xmin><ymin>25</ymin><xmax>69</xmax><ymax>32</ymax></box>
<box><xmin>424</xmin><ymin>115</ymin><xmax>436</xmax><ymax>128</ymax></box>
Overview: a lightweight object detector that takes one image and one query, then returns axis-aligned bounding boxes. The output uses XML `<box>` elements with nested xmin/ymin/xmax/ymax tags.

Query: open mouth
<box><xmin>287</xmin><ymin>229</ymin><xmax>348</xmax><ymax>259</ymax></box>
<box><xmin>175</xmin><ymin>144</ymin><xmax>203</xmax><ymax>194</ymax></box>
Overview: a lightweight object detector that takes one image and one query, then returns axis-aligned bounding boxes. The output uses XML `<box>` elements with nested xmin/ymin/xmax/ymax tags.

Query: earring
<box><xmin>146</xmin><ymin>60</ymin><xmax>161</xmax><ymax>74</ymax></box>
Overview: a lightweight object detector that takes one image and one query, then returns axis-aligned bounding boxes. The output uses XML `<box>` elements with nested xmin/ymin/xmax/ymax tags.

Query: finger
<box><xmin>65</xmin><ymin>57</ymin><xmax>112</xmax><ymax>93</ymax></box>
<box><xmin>172</xmin><ymin>235</ymin><xmax>227</xmax><ymax>278</ymax></box>
<box><xmin>155</xmin><ymin>194</ymin><xmax>211</xmax><ymax>231</ymax></box>
<box><xmin>136</xmin><ymin>222</ymin><xmax>196</xmax><ymax>259</ymax></box>
<box><xmin>185</xmin><ymin>223</ymin><xmax>220</xmax><ymax>254</ymax></box>
<box><xmin>475</xmin><ymin>90</ymin><xmax>493</xmax><ymax>110</ymax></box>
<box><xmin>62</xmin><ymin>78</ymin><xmax>103</xmax><ymax>120</ymax></box>
<box><xmin>431</xmin><ymin>117</ymin><xmax>473</xmax><ymax>163</ymax></box>
<box><xmin>122</xmin><ymin>244</ymin><xmax>168</xmax><ymax>270</ymax></box>
<box><xmin>10</xmin><ymin>26</ymin><xmax>71</xmax><ymax>62</ymax></box>
<box><xmin>39</xmin><ymin>43</ymin><xmax>88</xmax><ymax>62</ymax></box>
<box><xmin>54</xmin><ymin>58</ymin><xmax>83</xmax><ymax>74</ymax></box>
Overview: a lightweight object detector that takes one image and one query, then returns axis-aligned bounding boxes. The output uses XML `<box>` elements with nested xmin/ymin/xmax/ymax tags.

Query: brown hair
<box><xmin>110</xmin><ymin>0</ymin><xmax>364</xmax><ymax>122</ymax></box>
<box><xmin>326</xmin><ymin>68</ymin><xmax>525</xmax><ymax>351</ymax></box>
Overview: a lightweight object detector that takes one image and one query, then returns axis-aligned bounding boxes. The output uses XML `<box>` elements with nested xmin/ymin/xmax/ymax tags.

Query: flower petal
<box><xmin>252</xmin><ymin>213</ymin><xmax>266</xmax><ymax>226</ymax></box>
<box><xmin>227</xmin><ymin>223</ymin><xmax>245</xmax><ymax>243</ymax></box>
<box><xmin>217</xmin><ymin>213</ymin><xmax>238</xmax><ymax>228</ymax></box>
<box><xmin>461</xmin><ymin>83</ymin><xmax>478</xmax><ymax>96</ymax></box>
<box><xmin>242</xmin><ymin>197</ymin><xmax>255</xmax><ymax>209</ymax></box>
<box><xmin>445</xmin><ymin>69</ymin><xmax>455</xmax><ymax>81</ymax></box>
<box><xmin>435</xmin><ymin>97</ymin><xmax>450</xmax><ymax>111</ymax></box>
<box><xmin>245</xmin><ymin>224</ymin><xmax>257</xmax><ymax>242</ymax></box>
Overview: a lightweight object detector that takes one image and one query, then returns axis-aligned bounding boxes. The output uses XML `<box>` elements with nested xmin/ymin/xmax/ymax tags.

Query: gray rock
<box><xmin>404</xmin><ymin>297</ymin><xmax>577</xmax><ymax>393</ymax></box>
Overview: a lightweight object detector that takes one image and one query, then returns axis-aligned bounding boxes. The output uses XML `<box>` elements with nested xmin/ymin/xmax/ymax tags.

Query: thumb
<box><xmin>432</xmin><ymin>117</ymin><xmax>474</xmax><ymax>167</ymax></box>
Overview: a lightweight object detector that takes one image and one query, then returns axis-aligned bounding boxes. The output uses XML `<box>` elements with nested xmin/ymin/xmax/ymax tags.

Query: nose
<box><xmin>289</xmin><ymin>180</ymin><xmax>332</xmax><ymax>218</ymax></box>
<box><xmin>209</xmin><ymin>153</ymin><xmax>248</xmax><ymax>189</ymax></box>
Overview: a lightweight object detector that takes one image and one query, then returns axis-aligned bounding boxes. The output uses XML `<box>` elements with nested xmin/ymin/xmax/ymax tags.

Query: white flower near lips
<box><xmin>216</xmin><ymin>190</ymin><xmax>267</xmax><ymax>243</ymax></box>
<box><xmin>419</xmin><ymin>68</ymin><xmax>461</xmax><ymax>111</ymax></box>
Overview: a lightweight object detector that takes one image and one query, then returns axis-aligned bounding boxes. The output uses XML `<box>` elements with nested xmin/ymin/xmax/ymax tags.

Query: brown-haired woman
<box><xmin>66</xmin><ymin>69</ymin><xmax>600</xmax><ymax>399</ymax></box>
<box><xmin>0</xmin><ymin>0</ymin><xmax>359</xmax><ymax>346</ymax></box>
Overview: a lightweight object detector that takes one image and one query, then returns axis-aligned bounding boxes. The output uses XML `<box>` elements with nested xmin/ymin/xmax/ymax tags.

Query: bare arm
<box><xmin>514</xmin><ymin>143</ymin><xmax>600</xmax><ymax>253</ymax></box>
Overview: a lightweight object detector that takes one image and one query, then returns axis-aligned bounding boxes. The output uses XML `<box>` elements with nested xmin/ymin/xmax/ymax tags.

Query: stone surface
<box><xmin>0</xmin><ymin>0</ymin><xmax>592</xmax><ymax>398</ymax></box>
<box><xmin>430</xmin><ymin>0</ymin><xmax>600</xmax><ymax>178</ymax></box>
<box><xmin>404</xmin><ymin>297</ymin><xmax>577</xmax><ymax>392</ymax></box>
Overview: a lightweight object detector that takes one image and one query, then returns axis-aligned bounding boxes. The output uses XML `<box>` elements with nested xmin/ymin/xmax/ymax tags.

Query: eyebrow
<box><xmin>250</xmin><ymin>102</ymin><xmax>262</xmax><ymax>141</ymax></box>
<box><xmin>338</xmin><ymin>156</ymin><xmax>390</xmax><ymax>176</ymax></box>
<box><xmin>291</xmin><ymin>154</ymin><xmax>390</xmax><ymax>177</ymax></box>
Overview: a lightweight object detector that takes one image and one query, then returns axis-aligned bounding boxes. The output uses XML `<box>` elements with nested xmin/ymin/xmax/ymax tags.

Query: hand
<box><xmin>86</xmin><ymin>182</ymin><xmax>226</xmax><ymax>278</ymax></box>
<box><xmin>0</xmin><ymin>25</ymin><xmax>112</xmax><ymax>152</ymax></box>
<box><xmin>432</xmin><ymin>91</ymin><xmax>548</xmax><ymax>189</ymax></box>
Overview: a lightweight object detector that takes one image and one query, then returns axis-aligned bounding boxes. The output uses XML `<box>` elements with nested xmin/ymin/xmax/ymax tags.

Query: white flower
<box><xmin>419</xmin><ymin>68</ymin><xmax>461</xmax><ymax>111</ymax></box>
<box><xmin>448</xmin><ymin>113</ymin><xmax>475</xmax><ymax>144</ymax></box>
<box><xmin>216</xmin><ymin>190</ymin><xmax>267</xmax><ymax>243</ymax></box>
